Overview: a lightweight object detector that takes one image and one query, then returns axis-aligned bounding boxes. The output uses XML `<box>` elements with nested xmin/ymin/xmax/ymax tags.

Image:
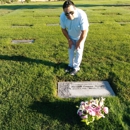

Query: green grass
<box><xmin>0</xmin><ymin>0</ymin><xmax>130</xmax><ymax>130</ymax></box>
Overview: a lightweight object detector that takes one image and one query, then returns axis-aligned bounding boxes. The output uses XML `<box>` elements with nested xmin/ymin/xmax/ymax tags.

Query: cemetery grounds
<box><xmin>0</xmin><ymin>0</ymin><xmax>130</xmax><ymax>130</ymax></box>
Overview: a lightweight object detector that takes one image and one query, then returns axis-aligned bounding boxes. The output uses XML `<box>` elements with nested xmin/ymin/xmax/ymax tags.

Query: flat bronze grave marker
<box><xmin>12</xmin><ymin>25</ymin><xmax>32</xmax><ymax>28</ymax></box>
<box><xmin>90</xmin><ymin>22</ymin><xmax>103</xmax><ymax>24</ymax></box>
<box><xmin>46</xmin><ymin>23</ymin><xmax>59</xmax><ymax>26</ymax></box>
<box><xmin>12</xmin><ymin>40</ymin><xmax>34</xmax><ymax>44</ymax></box>
<box><xmin>117</xmin><ymin>21</ymin><xmax>130</xmax><ymax>25</ymax></box>
<box><xmin>58</xmin><ymin>81</ymin><xmax>115</xmax><ymax>98</ymax></box>
<box><xmin>12</xmin><ymin>24</ymin><xmax>33</xmax><ymax>28</ymax></box>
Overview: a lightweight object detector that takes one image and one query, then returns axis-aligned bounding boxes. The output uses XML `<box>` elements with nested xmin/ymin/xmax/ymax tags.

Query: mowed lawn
<box><xmin>0</xmin><ymin>0</ymin><xmax>130</xmax><ymax>130</ymax></box>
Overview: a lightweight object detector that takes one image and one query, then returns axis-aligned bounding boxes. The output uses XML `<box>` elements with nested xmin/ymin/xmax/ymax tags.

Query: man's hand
<box><xmin>76</xmin><ymin>30</ymin><xmax>87</xmax><ymax>49</ymax></box>
<box><xmin>68</xmin><ymin>39</ymin><xmax>73</xmax><ymax>49</ymax></box>
<box><xmin>76</xmin><ymin>42</ymin><xmax>80</xmax><ymax>49</ymax></box>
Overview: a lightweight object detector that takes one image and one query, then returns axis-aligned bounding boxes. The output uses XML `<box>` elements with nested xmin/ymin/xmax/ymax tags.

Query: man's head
<box><xmin>63</xmin><ymin>0</ymin><xmax>76</xmax><ymax>20</ymax></box>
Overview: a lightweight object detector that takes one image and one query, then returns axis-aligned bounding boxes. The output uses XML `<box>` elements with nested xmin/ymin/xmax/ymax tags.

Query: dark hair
<box><xmin>62</xmin><ymin>0</ymin><xmax>75</xmax><ymax>9</ymax></box>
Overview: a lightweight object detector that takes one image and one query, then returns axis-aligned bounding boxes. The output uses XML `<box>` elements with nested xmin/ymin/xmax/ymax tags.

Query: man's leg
<box><xmin>65</xmin><ymin>40</ymin><xmax>75</xmax><ymax>72</ymax></box>
<box><xmin>68</xmin><ymin>44</ymin><xmax>75</xmax><ymax>67</ymax></box>
<box><xmin>73</xmin><ymin>41</ymin><xmax>85</xmax><ymax>71</ymax></box>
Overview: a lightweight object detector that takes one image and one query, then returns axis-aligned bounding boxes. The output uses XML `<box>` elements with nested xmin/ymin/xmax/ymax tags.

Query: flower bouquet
<box><xmin>77</xmin><ymin>97</ymin><xmax>109</xmax><ymax>125</ymax></box>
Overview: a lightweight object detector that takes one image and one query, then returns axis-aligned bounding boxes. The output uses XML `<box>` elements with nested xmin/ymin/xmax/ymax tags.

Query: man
<box><xmin>60</xmin><ymin>0</ymin><xmax>89</xmax><ymax>75</ymax></box>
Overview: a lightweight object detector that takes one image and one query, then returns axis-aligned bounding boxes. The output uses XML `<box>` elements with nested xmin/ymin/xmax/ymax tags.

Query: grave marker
<box><xmin>58</xmin><ymin>81</ymin><xmax>115</xmax><ymax>98</ymax></box>
<box><xmin>46</xmin><ymin>23</ymin><xmax>59</xmax><ymax>26</ymax></box>
<box><xmin>12</xmin><ymin>40</ymin><xmax>34</xmax><ymax>44</ymax></box>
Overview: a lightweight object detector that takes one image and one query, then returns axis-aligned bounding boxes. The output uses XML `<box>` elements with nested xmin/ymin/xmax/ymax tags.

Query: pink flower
<box><xmin>91</xmin><ymin>111</ymin><xmax>96</xmax><ymax>116</ymax></box>
<box><xmin>81</xmin><ymin>115</ymin><xmax>88</xmax><ymax>119</ymax></box>
<box><xmin>78</xmin><ymin>111</ymin><xmax>82</xmax><ymax>116</ymax></box>
<box><xmin>103</xmin><ymin>107</ymin><xmax>109</xmax><ymax>114</ymax></box>
<box><xmin>80</xmin><ymin>101</ymin><xmax>85</xmax><ymax>105</ymax></box>
<box><xmin>88</xmin><ymin>109</ymin><xmax>96</xmax><ymax>116</ymax></box>
<box><xmin>94</xmin><ymin>106</ymin><xmax>101</xmax><ymax>112</ymax></box>
<box><xmin>77</xmin><ymin>109</ymin><xmax>83</xmax><ymax>116</ymax></box>
<box><xmin>77</xmin><ymin>97</ymin><xmax>109</xmax><ymax>125</ymax></box>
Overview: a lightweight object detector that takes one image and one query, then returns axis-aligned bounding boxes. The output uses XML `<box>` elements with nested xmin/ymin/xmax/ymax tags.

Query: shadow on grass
<box><xmin>123</xmin><ymin>114</ymin><xmax>130</xmax><ymax>128</ymax></box>
<box><xmin>107</xmin><ymin>71</ymin><xmax>128</xmax><ymax>97</ymax></box>
<box><xmin>0</xmin><ymin>55</ymin><xmax>66</xmax><ymax>69</ymax></box>
<box><xmin>107</xmin><ymin>72</ymin><xmax>119</xmax><ymax>96</ymax></box>
<box><xmin>0</xmin><ymin>4</ymin><xmax>130</xmax><ymax>10</ymax></box>
<box><xmin>29</xmin><ymin>99</ymin><xmax>83</xmax><ymax>126</ymax></box>
<box><xmin>123</xmin><ymin>106</ymin><xmax>130</xmax><ymax>128</ymax></box>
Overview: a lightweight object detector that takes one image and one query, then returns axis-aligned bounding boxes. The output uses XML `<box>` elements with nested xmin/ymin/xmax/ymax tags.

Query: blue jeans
<box><xmin>68</xmin><ymin>39</ymin><xmax>85</xmax><ymax>71</ymax></box>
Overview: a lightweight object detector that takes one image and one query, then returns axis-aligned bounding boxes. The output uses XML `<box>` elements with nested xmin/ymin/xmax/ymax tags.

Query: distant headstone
<box><xmin>12</xmin><ymin>40</ymin><xmax>34</xmax><ymax>44</ymax></box>
<box><xmin>58</xmin><ymin>81</ymin><xmax>115</xmax><ymax>98</ymax></box>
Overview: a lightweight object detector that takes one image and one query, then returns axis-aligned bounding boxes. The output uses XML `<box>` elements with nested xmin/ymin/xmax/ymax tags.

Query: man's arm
<box><xmin>76</xmin><ymin>30</ymin><xmax>87</xmax><ymax>49</ymax></box>
<box><xmin>61</xmin><ymin>28</ymin><xmax>73</xmax><ymax>49</ymax></box>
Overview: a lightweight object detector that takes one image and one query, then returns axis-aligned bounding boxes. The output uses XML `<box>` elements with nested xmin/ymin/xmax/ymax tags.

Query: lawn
<box><xmin>0</xmin><ymin>0</ymin><xmax>130</xmax><ymax>130</ymax></box>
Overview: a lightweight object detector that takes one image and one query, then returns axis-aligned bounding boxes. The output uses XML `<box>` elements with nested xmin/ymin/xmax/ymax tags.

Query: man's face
<box><xmin>64</xmin><ymin>5</ymin><xmax>75</xmax><ymax>20</ymax></box>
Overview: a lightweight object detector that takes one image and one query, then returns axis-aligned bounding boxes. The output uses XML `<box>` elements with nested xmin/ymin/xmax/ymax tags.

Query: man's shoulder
<box><xmin>76</xmin><ymin>8</ymin><xmax>86</xmax><ymax>16</ymax></box>
<box><xmin>60</xmin><ymin>12</ymin><xmax>65</xmax><ymax>19</ymax></box>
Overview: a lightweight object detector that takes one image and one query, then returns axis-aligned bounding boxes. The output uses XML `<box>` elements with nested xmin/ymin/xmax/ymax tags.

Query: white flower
<box><xmin>99</xmin><ymin>97</ymin><xmax>105</xmax><ymax>107</ymax></box>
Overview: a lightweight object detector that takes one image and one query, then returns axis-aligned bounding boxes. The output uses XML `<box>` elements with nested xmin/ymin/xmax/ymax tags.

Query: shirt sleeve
<box><xmin>80</xmin><ymin>11</ymin><xmax>89</xmax><ymax>30</ymax></box>
<box><xmin>60</xmin><ymin>13</ymin><xmax>66</xmax><ymax>29</ymax></box>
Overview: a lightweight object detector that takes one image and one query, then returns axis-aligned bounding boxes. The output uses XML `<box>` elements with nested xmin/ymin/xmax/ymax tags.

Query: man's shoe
<box><xmin>65</xmin><ymin>66</ymin><xmax>73</xmax><ymax>73</ymax></box>
<box><xmin>70</xmin><ymin>69</ymin><xmax>79</xmax><ymax>75</ymax></box>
